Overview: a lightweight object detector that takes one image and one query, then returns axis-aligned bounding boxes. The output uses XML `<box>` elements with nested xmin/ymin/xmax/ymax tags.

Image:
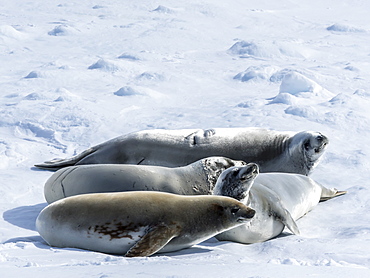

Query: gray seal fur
<box><xmin>213</xmin><ymin>164</ymin><xmax>346</xmax><ymax>243</ymax></box>
<box><xmin>35</xmin><ymin>128</ymin><xmax>329</xmax><ymax>175</ymax></box>
<box><xmin>36</xmin><ymin>191</ymin><xmax>255</xmax><ymax>257</ymax></box>
<box><xmin>44</xmin><ymin>156</ymin><xmax>246</xmax><ymax>203</ymax></box>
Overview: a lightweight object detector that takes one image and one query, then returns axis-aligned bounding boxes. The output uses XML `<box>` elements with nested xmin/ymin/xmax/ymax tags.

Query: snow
<box><xmin>1</xmin><ymin>0</ymin><xmax>370</xmax><ymax>277</ymax></box>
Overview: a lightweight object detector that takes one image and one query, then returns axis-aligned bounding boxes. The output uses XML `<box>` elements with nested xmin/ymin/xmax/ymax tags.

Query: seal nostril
<box><xmin>247</xmin><ymin>209</ymin><xmax>256</xmax><ymax>218</ymax></box>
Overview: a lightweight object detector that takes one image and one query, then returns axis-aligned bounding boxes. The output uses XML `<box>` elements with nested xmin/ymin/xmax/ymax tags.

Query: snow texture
<box><xmin>1</xmin><ymin>0</ymin><xmax>370</xmax><ymax>277</ymax></box>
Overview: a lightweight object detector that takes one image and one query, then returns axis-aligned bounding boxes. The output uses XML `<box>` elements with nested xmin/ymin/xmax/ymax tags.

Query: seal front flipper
<box><xmin>125</xmin><ymin>223</ymin><xmax>181</xmax><ymax>257</ymax></box>
<box><xmin>274</xmin><ymin>204</ymin><xmax>300</xmax><ymax>235</ymax></box>
<box><xmin>266</xmin><ymin>191</ymin><xmax>300</xmax><ymax>235</ymax></box>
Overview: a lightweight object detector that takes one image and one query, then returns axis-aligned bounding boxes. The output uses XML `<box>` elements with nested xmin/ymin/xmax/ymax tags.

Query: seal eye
<box><xmin>304</xmin><ymin>141</ymin><xmax>310</xmax><ymax>151</ymax></box>
<box><xmin>316</xmin><ymin>135</ymin><xmax>323</xmax><ymax>142</ymax></box>
<box><xmin>231</xmin><ymin>207</ymin><xmax>240</xmax><ymax>214</ymax></box>
<box><xmin>232</xmin><ymin>168</ymin><xmax>240</xmax><ymax>176</ymax></box>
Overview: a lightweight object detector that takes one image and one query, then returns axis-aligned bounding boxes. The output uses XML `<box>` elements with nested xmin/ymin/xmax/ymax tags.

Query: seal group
<box><xmin>35</xmin><ymin>127</ymin><xmax>346</xmax><ymax>257</ymax></box>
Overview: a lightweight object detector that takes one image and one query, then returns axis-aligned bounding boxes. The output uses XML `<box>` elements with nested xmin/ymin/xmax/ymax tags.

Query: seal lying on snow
<box><xmin>43</xmin><ymin>156</ymin><xmax>246</xmax><ymax>203</ymax></box>
<box><xmin>35</xmin><ymin>127</ymin><xmax>329</xmax><ymax>175</ymax></box>
<box><xmin>36</xmin><ymin>191</ymin><xmax>255</xmax><ymax>257</ymax></box>
<box><xmin>213</xmin><ymin>163</ymin><xmax>346</xmax><ymax>243</ymax></box>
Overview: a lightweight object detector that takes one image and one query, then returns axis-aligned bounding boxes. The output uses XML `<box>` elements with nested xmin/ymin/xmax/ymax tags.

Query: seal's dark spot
<box><xmin>88</xmin><ymin>220</ymin><xmax>144</xmax><ymax>240</ymax></box>
<box><xmin>211</xmin><ymin>204</ymin><xmax>225</xmax><ymax>217</ymax></box>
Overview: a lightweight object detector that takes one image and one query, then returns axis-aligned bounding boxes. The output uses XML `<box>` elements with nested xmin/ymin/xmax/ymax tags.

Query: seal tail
<box><xmin>34</xmin><ymin>147</ymin><xmax>97</xmax><ymax>171</ymax></box>
<box><xmin>320</xmin><ymin>189</ymin><xmax>347</xmax><ymax>202</ymax></box>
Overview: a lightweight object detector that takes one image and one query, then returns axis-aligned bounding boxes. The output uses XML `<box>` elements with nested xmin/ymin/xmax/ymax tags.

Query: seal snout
<box><xmin>237</xmin><ymin>207</ymin><xmax>256</xmax><ymax>222</ymax></box>
<box><xmin>239</xmin><ymin>163</ymin><xmax>259</xmax><ymax>181</ymax></box>
<box><xmin>314</xmin><ymin>134</ymin><xmax>329</xmax><ymax>153</ymax></box>
<box><xmin>246</xmin><ymin>208</ymin><xmax>256</xmax><ymax>219</ymax></box>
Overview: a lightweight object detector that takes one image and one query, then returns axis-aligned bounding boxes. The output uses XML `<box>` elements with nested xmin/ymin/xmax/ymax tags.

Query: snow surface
<box><xmin>1</xmin><ymin>0</ymin><xmax>370</xmax><ymax>277</ymax></box>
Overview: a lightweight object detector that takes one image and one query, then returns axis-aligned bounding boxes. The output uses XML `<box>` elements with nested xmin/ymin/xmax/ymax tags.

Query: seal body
<box><xmin>36</xmin><ymin>191</ymin><xmax>255</xmax><ymax>257</ymax></box>
<box><xmin>35</xmin><ymin>128</ymin><xmax>329</xmax><ymax>175</ymax></box>
<box><xmin>44</xmin><ymin>157</ymin><xmax>246</xmax><ymax>203</ymax></box>
<box><xmin>213</xmin><ymin>165</ymin><xmax>346</xmax><ymax>243</ymax></box>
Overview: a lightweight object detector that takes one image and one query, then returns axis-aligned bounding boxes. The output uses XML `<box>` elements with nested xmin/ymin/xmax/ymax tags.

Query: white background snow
<box><xmin>1</xmin><ymin>0</ymin><xmax>370</xmax><ymax>277</ymax></box>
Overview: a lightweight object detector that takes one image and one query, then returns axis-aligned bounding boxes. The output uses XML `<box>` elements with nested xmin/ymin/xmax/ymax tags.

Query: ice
<box><xmin>1</xmin><ymin>0</ymin><xmax>370</xmax><ymax>277</ymax></box>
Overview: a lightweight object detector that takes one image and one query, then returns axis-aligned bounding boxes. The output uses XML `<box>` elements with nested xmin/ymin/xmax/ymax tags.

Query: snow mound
<box><xmin>24</xmin><ymin>71</ymin><xmax>42</xmax><ymax>79</ymax></box>
<box><xmin>114</xmin><ymin>86</ymin><xmax>141</xmax><ymax>96</ymax></box>
<box><xmin>88</xmin><ymin>59</ymin><xmax>119</xmax><ymax>71</ymax></box>
<box><xmin>326</xmin><ymin>90</ymin><xmax>370</xmax><ymax>112</ymax></box>
<box><xmin>269</xmin><ymin>68</ymin><xmax>293</xmax><ymax>82</ymax></box>
<box><xmin>354</xmin><ymin>89</ymin><xmax>370</xmax><ymax>97</ymax></box>
<box><xmin>344</xmin><ymin>65</ymin><xmax>359</xmax><ymax>72</ymax></box>
<box><xmin>279</xmin><ymin>72</ymin><xmax>334</xmax><ymax>98</ymax></box>
<box><xmin>137</xmin><ymin>71</ymin><xmax>165</xmax><ymax>81</ymax></box>
<box><xmin>92</xmin><ymin>5</ymin><xmax>106</xmax><ymax>9</ymax></box>
<box><xmin>327</xmin><ymin>23</ymin><xmax>366</xmax><ymax>33</ymax></box>
<box><xmin>269</xmin><ymin>72</ymin><xmax>335</xmax><ymax>110</ymax></box>
<box><xmin>53</xmin><ymin>88</ymin><xmax>79</xmax><ymax>102</ymax></box>
<box><xmin>117</xmin><ymin>53</ymin><xmax>140</xmax><ymax>61</ymax></box>
<box><xmin>234</xmin><ymin>65</ymin><xmax>280</xmax><ymax>82</ymax></box>
<box><xmin>151</xmin><ymin>5</ymin><xmax>174</xmax><ymax>14</ymax></box>
<box><xmin>0</xmin><ymin>25</ymin><xmax>27</xmax><ymax>40</ymax></box>
<box><xmin>269</xmin><ymin>93</ymin><xmax>298</xmax><ymax>105</ymax></box>
<box><xmin>228</xmin><ymin>40</ymin><xmax>271</xmax><ymax>58</ymax></box>
<box><xmin>113</xmin><ymin>86</ymin><xmax>163</xmax><ymax>98</ymax></box>
<box><xmin>228</xmin><ymin>40</ymin><xmax>314</xmax><ymax>59</ymax></box>
<box><xmin>328</xmin><ymin>93</ymin><xmax>352</xmax><ymax>106</ymax></box>
<box><xmin>284</xmin><ymin>105</ymin><xmax>318</xmax><ymax>118</ymax></box>
<box><xmin>23</xmin><ymin>93</ymin><xmax>45</xmax><ymax>101</ymax></box>
<box><xmin>15</xmin><ymin>121</ymin><xmax>59</xmax><ymax>145</ymax></box>
<box><xmin>48</xmin><ymin>25</ymin><xmax>79</xmax><ymax>36</ymax></box>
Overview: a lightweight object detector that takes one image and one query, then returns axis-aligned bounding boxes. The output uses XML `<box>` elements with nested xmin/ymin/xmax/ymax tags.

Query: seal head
<box><xmin>213</xmin><ymin>163</ymin><xmax>259</xmax><ymax>200</ymax></box>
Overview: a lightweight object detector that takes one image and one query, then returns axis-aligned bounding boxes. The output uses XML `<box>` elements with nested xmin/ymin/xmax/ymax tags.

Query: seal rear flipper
<box><xmin>320</xmin><ymin>188</ymin><xmax>347</xmax><ymax>202</ymax></box>
<box><xmin>125</xmin><ymin>223</ymin><xmax>181</xmax><ymax>257</ymax></box>
<box><xmin>34</xmin><ymin>147</ymin><xmax>97</xmax><ymax>170</ymax></box>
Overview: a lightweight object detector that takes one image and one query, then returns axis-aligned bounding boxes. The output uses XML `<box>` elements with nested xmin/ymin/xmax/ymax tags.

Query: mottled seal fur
<box><xmin>36</xmin><ymin>191</ymin><xmax>255</xmax><ymax>257</ymax></box>
<box><xmin>43</xmin><ymin>156</ymin><xmax>246</xmax><ymax>203</ymax></box>
<box><xmin>213</xmin><ymin>164</ymin><xmax>346</xmax><ymax>243</ymax></box>
<box><xmin>35</xmin><ymin>128</ymin><xmax>329</xmax><ymax>175</ymax></box>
